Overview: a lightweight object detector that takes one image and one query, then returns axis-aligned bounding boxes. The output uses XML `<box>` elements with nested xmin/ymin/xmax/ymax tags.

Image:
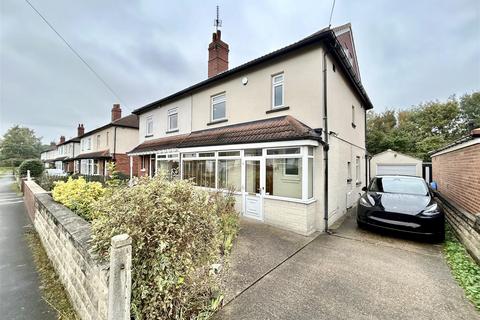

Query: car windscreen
<box><xmin>370</xmin><ymin>177</ymin><xmax>428</xmax><ymax>196</ymax></box>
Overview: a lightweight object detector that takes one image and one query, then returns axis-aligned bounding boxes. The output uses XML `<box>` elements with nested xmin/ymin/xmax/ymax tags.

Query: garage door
<box><xmin>376</xmin><ymin>164</ymin><xmax>416</xmax><ymax>176</ymax></box>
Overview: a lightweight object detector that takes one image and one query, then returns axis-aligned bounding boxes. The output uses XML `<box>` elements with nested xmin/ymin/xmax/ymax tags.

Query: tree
<box><xmin>0</xmin><ymin>125</ymin><xmax>43</xmax><ymax>166</ymax></box>
<box><xmin>459</xmin><ymin>92</ymin><xmax>480</xmax><ymax>131</ymax></box>
<box><xmin>366</xmin><ymin>92</ymin><xmax>478</xmax><ymax>161</ymax></box>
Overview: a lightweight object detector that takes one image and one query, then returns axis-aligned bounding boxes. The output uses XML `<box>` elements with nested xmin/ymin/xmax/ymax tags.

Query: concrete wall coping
<box><xmin>35</xmin><ymin>192</ymin><xmax>108</xmax><ymax>269</ymax></box>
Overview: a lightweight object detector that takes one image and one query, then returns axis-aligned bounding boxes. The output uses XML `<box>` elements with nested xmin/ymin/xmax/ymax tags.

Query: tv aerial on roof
<box><xmin>214</xmin><ymin>5</ymin><xmax>222</xmax><ymax>31</ymax></box>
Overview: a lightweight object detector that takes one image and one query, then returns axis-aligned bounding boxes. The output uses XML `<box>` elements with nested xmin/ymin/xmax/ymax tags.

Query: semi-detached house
<box><xmin>127</xmin><ymin>23</ymin><xmax>373</xmax><ymax>235</ymax></box>
<box><xmin>74</xmin><ymin>104</ymin><xmax>140</xmax><ymax>177</ymax></box>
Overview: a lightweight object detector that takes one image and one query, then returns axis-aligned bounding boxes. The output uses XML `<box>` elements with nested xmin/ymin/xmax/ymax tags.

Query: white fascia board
<box><xmin>431</xmin><ymin>138</ymin><xmax>479</xmax><ymax>157</ymax></box>
<box><xmin>178</xmin><ymin>139</ymin><xmax>320</xmax><ymax>153</ymax></box>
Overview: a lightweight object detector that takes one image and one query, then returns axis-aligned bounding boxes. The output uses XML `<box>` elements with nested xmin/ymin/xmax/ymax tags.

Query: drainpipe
<box><xmin>113</xmin><ymin>127</ymin><xmax>117</xmax><ymax>160</ymax></box>
<box><xmin>364</xmin><ymin>109</ymin><xmax>368</xmax><ymax>187</ymax></box>
<box><xmin>323</xmin><ymin>49</ymin><xmax>330</xmax><ymax>233</ymax></box>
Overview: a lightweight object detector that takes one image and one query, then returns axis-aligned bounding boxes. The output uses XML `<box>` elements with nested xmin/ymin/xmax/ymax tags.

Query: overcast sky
<box><xmin>1</xmin><ymin>0</ymin><xmax>479</xmax><ymax>143</ymax></box>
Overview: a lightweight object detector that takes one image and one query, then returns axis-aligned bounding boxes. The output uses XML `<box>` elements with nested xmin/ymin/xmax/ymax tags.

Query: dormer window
<box><xmin>167</xmin><ymin>108</ymin><xmax>178</xmax><ymax>132</ymax></box>
<box><xmin>272</xmin><ymin>73</ymin><xmax>284</xmax><ymax>108</ymax></box>
<box><xmin>211</xmin><ymin>93</ymin><xmax>226</xmax><ymax>121</ymax></box>
<box><xmin>146</xmin><ymin>115</ymin><xmax>153</xmax><ymax>136</ymax></box>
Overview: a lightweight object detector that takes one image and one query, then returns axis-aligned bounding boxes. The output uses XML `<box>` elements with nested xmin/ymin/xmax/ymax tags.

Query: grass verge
<box><xmin>0</xmin><ymin>166</ymin><xmax>14</xmax><ymax>175</ymax></box>
<box><xmin>444</xmin><ymin>222</ymin><xmax>480</xmax><ymax>311</ymax></box>
<box><xmin>25</xmin><ymin>227</ymin><xmax>79</xmax><ymax>319</ymax></box>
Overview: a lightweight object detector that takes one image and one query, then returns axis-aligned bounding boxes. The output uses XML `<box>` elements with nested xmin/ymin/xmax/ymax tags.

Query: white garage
<box><xmin>370</xmin><ymin>149</ymin><xmax>422</xmax><ymax>178</ymax></box>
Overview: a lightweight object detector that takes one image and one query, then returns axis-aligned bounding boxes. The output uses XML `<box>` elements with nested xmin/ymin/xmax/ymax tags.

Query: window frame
<box><xmin>145</xmin><ymin>115</ymin><xmax>154</xmax><ymax>136</ymax></box>
<box><xmin>167</xmin><ymin>108</ymin><xmax>179</xmax><ymax>132</ymax></box>
<box><xmin>211</xmin><ymin>92</ymin><xmax>227</xmax><ymax>122</ymax></box>
<box><xmin>271</xmin><ymin>73</ymin><xmax>285</xmax><ymax>109</ymax></box>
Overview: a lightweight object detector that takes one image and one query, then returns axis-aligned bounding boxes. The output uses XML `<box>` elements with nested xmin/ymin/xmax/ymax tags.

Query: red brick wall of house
<box><xmin>112</xmin><ymin>154</ymin><xmax>139</xmax><ymax>177</ymax></box>
<box><xmin>432</xmin><ymin>143</ymin><xmax>480</xmax><ymax>214</ymax></box>
<box><xmin>136</xmin><ymin>155</ymin><xmax>153</xmax><ymax>177</ymax></box>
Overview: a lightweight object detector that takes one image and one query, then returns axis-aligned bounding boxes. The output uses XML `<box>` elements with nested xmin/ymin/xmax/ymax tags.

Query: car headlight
<box><xmin>422</xmin><ymin>203</ymin><xmax>440</xmax><ymax>216</ymax></box>
<box><xmin>359</xmin><ymin>195</ymin><xmax>374</xmax><ymax>207</ymax></box>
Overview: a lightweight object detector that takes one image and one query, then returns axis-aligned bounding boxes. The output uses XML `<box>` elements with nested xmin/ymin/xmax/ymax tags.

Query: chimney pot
<box><xmin>111</xmin><ymin>104</ymin><xmax>122</xmax><ymax>122</ymax></box>
<box><xmin>77</xmin><ymin>123</ymin><xmax>85</xmax><ymax>137</ymax></box>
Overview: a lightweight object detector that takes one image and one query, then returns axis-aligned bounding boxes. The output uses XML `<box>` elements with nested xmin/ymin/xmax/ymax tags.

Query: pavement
<box><xmin>217</xmin><ymin>212</ymin><xmax>479</xmax><ymax>319</ymax></box>
<box><xmin>0</xmin><ymin>174</ymin><xmax>55</xmax><ymax>320</ymax></box>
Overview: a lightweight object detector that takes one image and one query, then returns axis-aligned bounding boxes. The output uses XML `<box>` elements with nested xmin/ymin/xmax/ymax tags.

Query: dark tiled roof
<box><xmin>52</xmin><ymin>156</ymin><xmax>68</xmax><ymax>161</ymax></box>
<box><xmin>79</xmin><ymin>114</ymin><xmax>139</xmax><ymax>139</ymax></box>
<box><xmin>57</xmin><ymin>137</ymin><xmax>80</xmax><ymax>146</ymax></box>
<box><xmin>178</xmin><ymin>116</ymin><xmax>322</xmax><ymax>148</ymax></box>
<box><xmin>111</xmin><ymin>114</ymin><xmax>139</xmax><ymax>128</ymax></box>
<box><xmin>42</xmin><ymin>145</ymin><xmax>57</xmax><ymax>152</ymax></box>
<box><xmin>133</xmin><ymin>26</ymin><xmax>372</xmax><ymax>115</ymax></box>
<box><xmin>74</xmin><ymin>149</ymin><xmax>111</xmax><ymax>160</ymax></box>
<box><xmin>128</xmin><ymin>134</ymin><xmax>189</xmax><ymax>154</ymax></box>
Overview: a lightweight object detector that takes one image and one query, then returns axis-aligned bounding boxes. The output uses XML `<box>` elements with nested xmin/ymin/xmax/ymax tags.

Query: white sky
<box><xmin>1</xmin><ymin>0</ymin><xmax>479</xmax><ymax>143</ymax></box>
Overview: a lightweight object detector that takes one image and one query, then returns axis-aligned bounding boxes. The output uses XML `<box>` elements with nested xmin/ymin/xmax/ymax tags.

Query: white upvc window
<box><xmin>211</xmin><ymin>93</ymin><xmax>226</xmax><ymax>121</ymax></box>
<box><xmin>272</xmin><ymin>73</ymin><xmax>284</xmax><ymax>108</ymax></box>
<box><xmin>146</xmin><ymin>115</ymin><xmax>154</xmax><ymax>136</ymax></box>
<box><xmin>167</xmin><ymin>108</ymin><xmax>178</xmax><ymax>131</ymax></box>
<box><xmin>87</xmin><ymin>137</ymin><xmax>91</xmax><ymax>150</ymax></box>
<box><xmin>96</xmin><ymin>135</ymin><xmax>101</xmax><ymax>149</ymax></box>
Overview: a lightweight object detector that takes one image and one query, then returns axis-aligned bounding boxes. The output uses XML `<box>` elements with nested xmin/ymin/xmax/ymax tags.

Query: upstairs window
<box><xmin>96</xmin><ymin>135</ymin><xmax>101</xmax><ymax>149</ymax></box>
<box><xmin>146</xmin><ymin>115</ymin><xmax>153</xmax><ymax>136</ymax></box>
<box><xmin>167</xmin><ymin>108</ymin><xmax>178</xmax><ymax>131</ymax></box>
<box><xmin>87</xmin><ymin>137</ymin><xmax>91</xmax><ymax>150</ymax></box>
<box><xmin>211</xmin><ymin>93</ymin><xmax>226</xmax><ymax>121</ymax></box>
<box><xmin>272</xmin><ymin>73</ymin><xmax>284</xmax><ymax>108</ymax></box>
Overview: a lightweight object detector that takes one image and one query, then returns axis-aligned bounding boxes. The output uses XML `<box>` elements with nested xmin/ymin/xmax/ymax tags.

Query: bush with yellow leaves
<box><xmin>52</xmin><ymin>177</ymin><xmax>106</xmax><ymax>221</ymax></box>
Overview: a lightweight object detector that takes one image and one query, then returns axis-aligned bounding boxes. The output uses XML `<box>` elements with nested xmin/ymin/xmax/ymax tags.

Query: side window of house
<box><xmin>167</xmin><ymin>108</ymin><xmax>178</xmax><ymax>131</ymax></box>
<box><xmin>355</xmin><ymin>156</ymin><xmax>361</xmax><ymax>184</ymax></box>
<box><xmin>146</xmin><ymin>115</ymin><xmax>153</xmax><ymax>136</ymax></box>
<box><xmin>347</xmin><ymin>161</ymin><xmax>352</xmax><ymax>183</ymax></box>
<box><xmin>351</xmin><ymin>105</ymin><xmax>356</xmax><ymax>127</ymax></box>
<box><xmin>272</xmin><ymin>73</ymin><xmax>284</xmax><ymax>108</ymax></box>
<box><xmin>87</xmin><ymin>137</ymin><xmax>91</xmax><ymax>150</ymax></box>
<box><xmin>211</xmin><ymin>93</ymin><xmax>226</xmax><ymax>121</ymax></box>
<box><xmin>96</xmin><ymin>135</ymin><xmax>101</xmax><ymax>149</ymax></box>
<box><xmin>106</xmin><ymin>131</ymin><xmax>109</xmax><ymax>146</ymax></box>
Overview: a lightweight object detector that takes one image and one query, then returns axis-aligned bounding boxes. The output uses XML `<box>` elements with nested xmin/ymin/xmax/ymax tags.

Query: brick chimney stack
<box><xmin>208</xmin><ymin>30</ymin><xmax>229</xmax><ymax>78</ymax></box>
<box><xmin>77</xmin><ymin>124</ymin><xmax>85</xmax><ymax>137</ymax></box>
<box><xmin>111</xmin><ymin>104</ymin><xmax>122</xmax><ymax>122</ymax></box>
<box><xmin>59</xmin><ymin>135</ymin><xmax>66</xmax><ymax>144</ymax></box>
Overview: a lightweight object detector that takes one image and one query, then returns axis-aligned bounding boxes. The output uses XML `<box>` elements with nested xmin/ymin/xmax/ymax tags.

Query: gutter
<box><xmin>322</xmin><ymin>49</ymin><xmax>330</xmax><ymax>233</ymax></box>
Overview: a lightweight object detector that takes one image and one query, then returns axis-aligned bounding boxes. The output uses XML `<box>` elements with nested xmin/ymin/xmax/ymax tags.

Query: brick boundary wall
<box><xmin>22</xmin><ymin>180</ymin><xmax>132</xmax><ymax>320</ymax></box>
<box><xmin>432</xmin><ymin>143</ymin><xmax>480</xmax><ymax>214</ymax></box>
<box><xmin>113</xmin><ymin>154</ymin><xmax>139</xmax><ymax>177</ymax></box>
<box><xmin>436</xmin><ymin>192</ymin><xmax>480</xmax><ymax>264</ymax></box>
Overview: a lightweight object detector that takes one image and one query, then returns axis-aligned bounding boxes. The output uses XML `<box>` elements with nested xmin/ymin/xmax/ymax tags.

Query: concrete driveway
<box><xmin>217</xmin><ymin>212</ymin><xmax>479</xmax><ymax>320</ymax></box>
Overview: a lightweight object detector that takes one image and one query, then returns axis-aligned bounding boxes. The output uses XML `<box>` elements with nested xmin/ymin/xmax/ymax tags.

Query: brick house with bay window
<box><xmin>127</xmin><ymin>23</ymin><xmax>374</xmax><ymax>236</ymax></box>
<box><xmin>73</xmin><ymin>104</ymin><xmax>140</xmax><ymax>177</ymax></box>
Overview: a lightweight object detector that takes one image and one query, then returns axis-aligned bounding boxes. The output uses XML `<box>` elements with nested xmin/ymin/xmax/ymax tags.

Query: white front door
<box><xmin>243</xmin><ymin>158</ymin><xmax>264</xmax><ymax>220</ymax></box>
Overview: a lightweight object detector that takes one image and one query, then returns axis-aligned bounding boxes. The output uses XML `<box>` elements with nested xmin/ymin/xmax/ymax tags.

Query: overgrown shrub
<box><xmin>210</xmin><ymin>191</ymin><xmax>239</xmax><ymax>254</ymax></box>
<box><xmin>52</xmin><ymin>177</ymin><xmax>105</xmax><ymax>221</ymax></box>
<box><xmin>19</xmin><ymin>159</ymin><xmax>44</xmax><ymax>177</ymax></box>
<box><xmin>92</xmin><ymin>176</ymin><xmax>239</xmax><ymax>319</ymax></box>
<box><xmin>38</xmin><ymin>174</ymin><xmax>69</xmax><ymax>191</ymax></box>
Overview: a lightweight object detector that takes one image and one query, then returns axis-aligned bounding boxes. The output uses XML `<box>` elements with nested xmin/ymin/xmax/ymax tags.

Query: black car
<box><xmin>357</xmin><ymin>175</ymin><xmax>445</xmax><ymax>241</ymax></box>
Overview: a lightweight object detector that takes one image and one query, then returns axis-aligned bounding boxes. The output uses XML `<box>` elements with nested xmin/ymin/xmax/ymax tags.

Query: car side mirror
<box><xmin>361</xmin><ymin>186</ymin><xmax>367</xmax><ymax>192</ymax></box>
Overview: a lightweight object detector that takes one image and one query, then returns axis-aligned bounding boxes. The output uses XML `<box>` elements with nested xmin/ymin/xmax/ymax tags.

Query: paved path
<box><xmin>0</xmin><ymin>174</ymin><xmax>54</xmax><ymax>319</ymax></box>
<box><xmin>218</xmin><ymin>213</ymin><xmax>479</xmax><ymax>319</ymax></box>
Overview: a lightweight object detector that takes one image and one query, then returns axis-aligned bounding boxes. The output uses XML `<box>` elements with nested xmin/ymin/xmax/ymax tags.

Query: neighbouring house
<box><xmin>128</xmin><ymin>23</ymin><xmax>373</xmax><ymax>235</ymax></box>
<box><xmin>370</xmin><ymin>149</ymin><xmax>423</xmax><ymax>177</ymax></box>
<box><xmin>54</xmin><ymin>124</ymin><xmax>83</xmax><ymax>173</ymax></box>
<box><xmin>74</xmin><ymin>104</ymin><xmax>140</xmax><ymax>177</ymax></box>
<box><xmin>431</xmin><ymin>127</ymin><xmax>480</xmax><ymax>262</ymax></box>
<box><xmin>40</xmin><ymin>142</ymin><xmax>58</xmax><ymax>168</ymax></box>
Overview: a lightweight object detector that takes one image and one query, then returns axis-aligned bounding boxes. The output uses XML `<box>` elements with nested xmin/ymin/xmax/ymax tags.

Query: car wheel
<box><xmin>432</xmin><ymin>229</ymin><xmax>445</xmax><ymax>243</ymax></box>
<box><xmin>357</xmin><ymin>219</ymin><xmax>366</xmax><ymax>229</ymax></box>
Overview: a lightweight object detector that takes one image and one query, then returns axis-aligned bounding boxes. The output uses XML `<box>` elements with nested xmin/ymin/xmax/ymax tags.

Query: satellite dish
<box><xmin>242</xmin><ymin>77</ymin><xmax>248</xmax><ymax>85</ymax></box>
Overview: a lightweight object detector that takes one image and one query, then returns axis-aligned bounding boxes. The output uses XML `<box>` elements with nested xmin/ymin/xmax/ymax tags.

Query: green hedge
<box><xmin>19</xmin><ymin>159</ymin><xmax>44</xmax><ymax>177</ymax></box>
<box><xmin>92</xmin><ymin>176</ymin><xmax>239</xmax><ymax>319</ymax></box>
